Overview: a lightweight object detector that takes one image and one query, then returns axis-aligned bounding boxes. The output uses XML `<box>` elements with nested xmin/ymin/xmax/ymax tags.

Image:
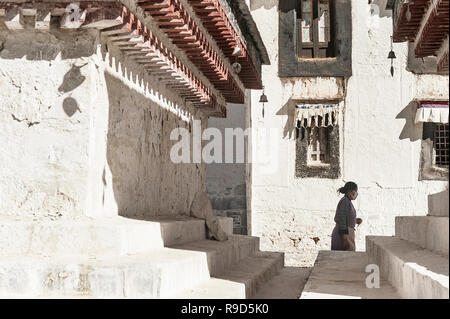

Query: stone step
<box><xmin>172</xmin><ymin>251</ymin><xmax>285</xmax><ymax>299</ymax></box>
<box><xmin>366</xmin><ymin>236</ymin><xmax>449</xmax><ymax>299</ymax></box>
<box><xmin>428</xmin><ymin>189</ymin><xmax>449</xmax><ymax>217</ymax></box>
<box><xmin>395</xmin><ymin>216</ymin><xmax>449</xmax><ymax>256</ymax></box>
<box><xmin>0</xmin><ymin>216</ymin><xmax>233</xmax><ymax>257</ymax></box>
<box><xmin>170</xmin><ymin>278</ymin><xmax>247</xmax><ymax>299</ymax></box>
<box><xmin>0</xmin><ymin>232</ymin><xmax>259</xmax><ymax>298</ymax></box>
<box><xmin>169</xmin><ymin>235</ymin><xmax>259</xmax><ymax>277</ymax></box>
<box><xmin>0</xmin><ymin>217</ymin><xmax>164</xmax><ymax>257</ymax></box>
<box><xmin>251</xmin><ymin>267</ymin><xmax>312</xmax><ymax>299</ymax></box>
<box><xmin>0</xmin><ymin>247</ymin><xmax>211</xmax><ymax>298</ymax></box>
<box><xmin>300</xmin><ymin>251</ymin><xmax>400</xmax><ymax>299</ymax></box>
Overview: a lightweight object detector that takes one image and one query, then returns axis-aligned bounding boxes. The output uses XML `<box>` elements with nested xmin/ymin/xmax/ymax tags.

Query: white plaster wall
<box><xmin>0</xmin><ymin>30</ymin><xmax>205</xmax><ymax>220</ymax></box>
<box><xmin>206</xmin><ymin>102</ymin><xmax>248</xmax><ymax>233</ymax></box>
<box><xmin>0</xmin><ymin>30</ymin><xmax>99</xmax><ymax>219</ymax></box>
<box><xmin>206</xmin><ymin>103</ymin><xmax>246</xmax><ymax>196</ymax></box>
<box><xmin>247</xmin><ymin>0</ymin><xmax>449</xmax><ymax>267</ymax></box>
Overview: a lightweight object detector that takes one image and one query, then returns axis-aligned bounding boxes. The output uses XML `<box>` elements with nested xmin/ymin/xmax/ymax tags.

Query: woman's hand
<box><xmin>356</xmin><ymin>218</ymin><xmax>363</xmax><ymax>225</ymax></box>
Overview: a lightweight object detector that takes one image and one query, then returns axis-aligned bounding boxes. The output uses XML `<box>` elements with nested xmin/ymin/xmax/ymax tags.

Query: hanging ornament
<box><xmin>259</xmin><ymin>86</ymin><xmax>268</xmax><ymax>118</ymax></box>
<box><xmin>232</xmin><ymin>62</ymin><xmax>242</xmax><ymax>74</ymax></box>
<box><xmin>406</xmin><ymin>5</ymin><xmax>412</xmax><ymax>21</ymax></box>
<box><xmin>388</xmin><ymin>36</ymin><xmax>396</xmax><ymax>76</ymax></box>
<box><xmin>405</xmin><ymin>0</ymin><xmax>413</xmax><ymax>22</ymax></box>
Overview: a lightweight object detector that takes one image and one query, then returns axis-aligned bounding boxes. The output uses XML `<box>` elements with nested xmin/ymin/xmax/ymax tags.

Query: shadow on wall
<box><xmin>1</xmin><ymin>30</ymin><xmax>92</xmax><ymax>119</ymax></box>
<box><xmin>249</xmin><ymin>0</ymin><xmax>277</xmax><ymax>11</ymax></box>
<box><xmin>0</xmin><ymin>28</ymin><xmax>207</xmax><ymax>221</ymax></box>
<box><xmin>405</xmin><ymin>42</ymin><xmax>445</xmax><ymax>75</ymax></box>
<box><xmin>0</xmin><ymin>29</ymin><xmax>98</xmax><ymax>60</ymax></box>
<box><xmin>103</xmin><ymin>48</ymin><xmax>204</xmax><ymax>220</ymax></box>
<box><xmin>278</xmin><ymin>98</ymin><xmax>424</xmax><ymax>145</ymax></box>
<box><xmin>58</xmin><ymin>64</ymin><xmax>87</xmax><ymax>94</ymax></box>
<box><xmin>276</xmin><ymin>99</ymin><xmax>297</xmax><ymax>140</ymax></box>
<box><xmin>371</xmin><ymin>0</ymin><xmax>392</xmax><ymax>19</ymax></box>
<box><xmin>396</xmin><ymin>101</ymin><xmax>422</xmax><ymax>142</ymax></box>
<box><xmin>59</xmin><ymin>64</ymin><xmax>86</xmax><ymax>117</ymax></box>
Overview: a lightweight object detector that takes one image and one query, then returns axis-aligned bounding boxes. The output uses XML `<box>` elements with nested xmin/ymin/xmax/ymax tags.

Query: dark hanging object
<box><xmin>232</xmin><ymin>62</ymin><xmax>242</xmax><ymax>74</ymax></box>
<box><xmin>405</xmin><ymin>0</ymin><xmax>413</xmax><ymax>21</ymax></box>
<box><xmin>388</xmin><ymin>36</ymin><xmax>396</xmax><ymax>76</ymax></box>
<box><xmin>259</xmin><ymin>88</ymin><xmax>268</xmax><ymax>103</ymax></box>
<box><xmin>388</xmin><ymin>51</ymin><xmax>396</xmax><ymax>59</ymax></box>
<box><xmin>259</xmin><ymin>86</ymin><xmax>268</xmax><ymax>118</ymax></box>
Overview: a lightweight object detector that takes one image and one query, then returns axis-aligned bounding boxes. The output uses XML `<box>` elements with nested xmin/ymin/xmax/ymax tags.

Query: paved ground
<box><xmin>251</xmin><ymin>267</ymin><xmax>312</xmax><ymax>299</ymax></box>
<box><xmin>300</xmin><ymin>251</ymin><xmax>401</xmax><ymax>299</ymax></box>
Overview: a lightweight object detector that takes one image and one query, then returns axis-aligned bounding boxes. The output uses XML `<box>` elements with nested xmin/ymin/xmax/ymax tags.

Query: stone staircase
<box><xmin>367</xmin><ymin>216</ymin><xmax>449</xmax><ymax>299</ymax></box>
<box><xmin>366</xmin><ymin>189</ymin><xmax>449</xmax><ymax>299</ymax></box>
<box><xmin>302</xmin><ymin>189</ymin><xmax>449</xmax><ymax>299</ymax></box>
<box><xmin>0</xmin><ymin>215</ymin><xmax>284</xmax><ymax>298</ymax></box>
<box><xmin>300</xmin><ymin>251</ymin><xmax>401</xmax><ymax>299</ymax></box>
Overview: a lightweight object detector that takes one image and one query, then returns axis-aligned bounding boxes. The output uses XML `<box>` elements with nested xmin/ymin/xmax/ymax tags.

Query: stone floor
<box><xmin>0</xmin><ymin>215</ymin><xmax>286</xmax><ymax>298</ymax></box>
<box><xmin>300</xmin><ymin>251</ymin><xmax>401</xmax><ymax>299</ymax></box>
<box><xmin>251</xmin><ymin>267</ymin><xmax>312</xmax><ymax>299</ymax></box>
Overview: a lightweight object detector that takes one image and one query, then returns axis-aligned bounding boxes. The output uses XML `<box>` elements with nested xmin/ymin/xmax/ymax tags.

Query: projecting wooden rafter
<box><xmin>390</xmin><ymin>0</ymin><xmax>449</xmax><ymax>73</ymax></box>
<box><xmin>414</xmin><ymin>0</ymin><xmax>449</xmax><ymax>58</ymax></box>
<box><xmin>392</xmin><ymin>0</ymin><xmax>430</xmax><ymax>42</ymax></box>
<box><xmin>187</xmin><ymin>0</ymin><xmax>263</xmax><ymax>89</ymax></box>
<box><xmin>0</xmin><ymin>1</ymin><xmax>227</xmax><ymax>117</ymax></box>
<box><xmin>136</xmin><ymin>0</ymin><xmax>244</xmax><ymax>104</ymax></box>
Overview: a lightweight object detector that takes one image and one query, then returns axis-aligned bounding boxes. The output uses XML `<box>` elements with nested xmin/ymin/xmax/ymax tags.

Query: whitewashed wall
<box><xmin>247</xmin><ymin>0</ymin><xmax>449</xmax><ymax>266</ymax></box>
<box><xmin>206</xmin><ymin>102</ymin><xmax>248</xmax><ymax>234</ymax></box>
<box><xmin>0</xmin><ymin>30</ymin><xmax>206</xmax><ymax>220</ymax></box>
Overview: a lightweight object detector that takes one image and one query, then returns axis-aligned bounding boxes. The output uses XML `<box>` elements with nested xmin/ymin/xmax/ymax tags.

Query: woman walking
<box><xmin>331</xmin><ymin>182</ymin><xmax>362</xmax><ymax>251</ymax></box>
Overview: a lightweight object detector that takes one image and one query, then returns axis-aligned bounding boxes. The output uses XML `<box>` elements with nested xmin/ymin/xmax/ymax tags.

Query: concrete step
<box><xmin>169</xmin><ymin>234</ymin><xmax>259</xmax><ymax>277</ymax></box>
<box><xmin>300</xmin><ymin>251</ymin><xmax>400</xmax><ymax>299</ymax></box>
<box><xmin>170</xmin><ymin>278</ymin><xmax>246</xmax><ymax>299</ymax></box>
<box><xmin>0</xmin><ymin>216</ymin><xmax>233</xmax><ymax>257</ymax></box>
<box><xmin>172</xmin><ymin>251</ymin><xmax>284</xmax><ymax>299</ymax></box>
<box><xmin>366</xmin><ymin>236</ymin><xmax>449</xmax><ymax>299</ymax></box>
<box><xmin>428</xmin><ymin>189</ymin><xmax>449</xmax><ymax>217</ymax></box>
<box><xmin>251</xmin><ymin>267</ymin><xmax>312</xmax><ymax>299</ymax></box>
<box><xmin>0</xmin><ymin>247</ymin><xmax>210</xmax><ymax>298</ymax></box>
<box><xmin>0</xmin><ymin>233</ymin><xmax>260</xmax><ymax>298</ymax></box>
<box><xmin>395</xmin><ymin>216</ymin><xmax>449</xmax><ymax>256</ymax></box>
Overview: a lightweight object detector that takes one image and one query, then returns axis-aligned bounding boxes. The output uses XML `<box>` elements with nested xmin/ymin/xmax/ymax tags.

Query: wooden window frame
<box><xmin>307</xmin><ymin>125</ymin><xmax>331</xmax><ymax>166</ymax></box>
<box><xmin>434</xmin><ymin>123</ymin><xmax>449</xmax><ymax>167</ymax></box>
<box><xmin>279</xmin><ymin>0</ymin><xmax>352</xmax><ymax>77</ymax></box>
<box><xmin>297</xmin><ymin>0</ymin><xmax>334</xmax><ymax>59</ymax></box>
<box><xmin>419</xmin><ymin>122</ymin><xmax>449</xmax><ymax>181</ymax></box>
<box><xmin>295</xmin><ymin>123</ymin><xmax>340</xmax><ymax>179</ymax></box>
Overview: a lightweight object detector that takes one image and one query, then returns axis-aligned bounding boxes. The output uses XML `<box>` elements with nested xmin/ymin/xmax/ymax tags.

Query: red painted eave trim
<box><xmin>187</xmin><ymin>0</ymin><xmax>263</xmax><ymax>90</ymax></box>
<box><xmin>138</xmin><ymin>0</ymin><xmax>245</xmax><ymax>104</ymax></box>
<box><xmin>0</xmin><ymin>1</ymin><xmax>226</xmax><ymax>116</ymax></box>
<box><xmin>392</xmin><ymin>0</ymin><xmax>430</xmax><ymax>43</ymax></box>
<box><xmin>414</xmin><ymin>0</ymin><xmax>449</xmax><ymax>57</ymax></box>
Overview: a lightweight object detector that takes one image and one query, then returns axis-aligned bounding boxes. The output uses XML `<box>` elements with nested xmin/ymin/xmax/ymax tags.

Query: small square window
<box><xmin>298</xmin><ymin>0</ymin><xmax>334</xmax><ymax>59</ymax></box>
<box><xmin>434</xmin><ymin>124</ymin><xmax>449</xmax><ymax>166</ymax></box>
<box><xmin>295</xmin><ymin>116</ymin><xmax>340</xmax><ymax>179</ymax></box>
<box><xmin>419</xmin><ymin>122</ymin><xmax>449</xmax><ymax>180</ymax></box>
<box><xmin>307</xmin><ymin>125</ymin><xmax>330</xmax><ymax>166</ymax></box>
<box><xmin>279</xmin><ymin>0</ymin><xmax>352</xmax><ymax>77</ymax></box>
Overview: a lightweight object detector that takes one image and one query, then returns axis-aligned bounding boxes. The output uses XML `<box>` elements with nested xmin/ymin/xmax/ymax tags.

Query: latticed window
<box><xmin>307</xmin><ymin>125</ymin><xmax>330</xmax><ymax>166</ymax></box>
<box><xmin>298</xmin><ymin>0</ymin><xmax>334</xmax><ymax>58</ymax></box>
<box><xmin>434</xmin><ymin>124</ymin><xmax>449</xmax><ymax>166</ymax></box>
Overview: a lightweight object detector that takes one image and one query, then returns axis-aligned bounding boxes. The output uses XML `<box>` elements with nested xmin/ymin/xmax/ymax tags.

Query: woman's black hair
<box><xmin>338</xmin><ymin>182</ymin><xmax>358</xmax><ymax>194</ymax></box>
